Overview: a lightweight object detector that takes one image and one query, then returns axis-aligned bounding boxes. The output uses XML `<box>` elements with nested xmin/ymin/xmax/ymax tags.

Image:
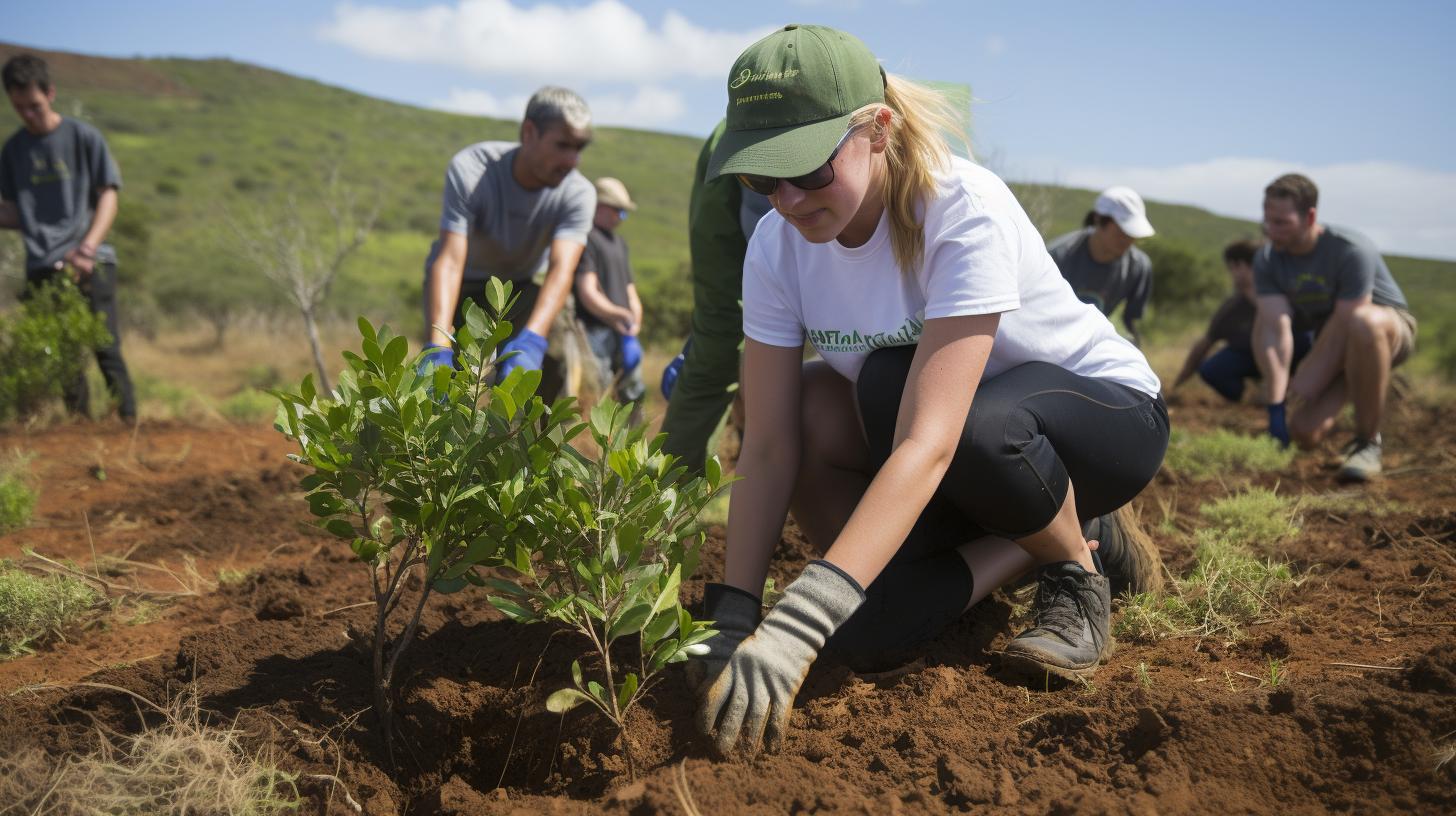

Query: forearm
<box><xmin>822</xmin><ymin>437</ymin><xmax>949</xmax><ymax>588</ymax></box>
<box><xmin>627</xmin><ymin>285</ymin><xmax>643</xmax><ymax>332</ymax></box>
<box><xmin>723</xmin><ymin>440</ymin><xmax>800</xmax><ymax>597</ymax></box>
<box><xmin>1173</xmin><ymin>337</ymin><xmax>1214</xmax><ymax>387</ymax></box>
<box><xmin>426</xmin><ymin>256</ymin><xmax>464</xmax><ymax>346</ymax></box>
<box><xmin>1254</xmin><ymin>316</ymin><xmax>1293</xmax><ymax>404</ymax></box>
<box><xmin>81</xmin><ymin>188</ymin><xmax>118</xmax><ymax>249</ymax></box>
<box><xmin>578</xmin><ymin>284</ymin><xmax>634</xmax><ymax>327</ymax></box>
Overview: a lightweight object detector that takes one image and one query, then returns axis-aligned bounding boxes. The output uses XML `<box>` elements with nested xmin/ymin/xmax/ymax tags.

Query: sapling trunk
<box><xmin>301</xmin><ymin>307</ymin><xmax>331</xmax><ymax>395</ymax></box>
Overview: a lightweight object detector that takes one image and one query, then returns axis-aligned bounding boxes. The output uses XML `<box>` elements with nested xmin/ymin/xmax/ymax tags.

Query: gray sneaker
<box><xmin>1083</xmin><ymin>508</ymin><xmax>1164</xmax><ymax>598</ymax></box>
<box><xmin>1338</xmin><ymin>434</ymin><xmax>1383</xmax><ymax>483</ymax></box>
<box><xmin>1002</xmin><ymin>562</ymin><xmax>1113</xmax><ymax>683</ymax></box>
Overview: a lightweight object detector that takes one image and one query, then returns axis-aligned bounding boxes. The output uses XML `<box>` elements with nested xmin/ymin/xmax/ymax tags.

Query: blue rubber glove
<box><xmin>1267</xmin><ymin>402</ymin><xmax>1290</xmax><ymax>448</ymax></box>
<box><xmin>416</xmin><ymin>344</ymin><xmax>454</xmax><ymax>375</ymax></box>
<box><xmin>619</xmin><ymin>335</ymin><xmax>643</xmax><ymax>371</ymax></box>
<box><xmin>660</xmin><ymin>338</ymin><xmax>692</xmax><ymax>400</ymax></box>
<box><xmin>497</xmin><ymin>328</ymin><xmax>548</xmax><ymax>383</ymax></box>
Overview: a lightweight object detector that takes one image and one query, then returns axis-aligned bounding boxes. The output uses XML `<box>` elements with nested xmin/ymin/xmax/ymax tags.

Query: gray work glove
<box><xmin>684</xmin><ymin>582</ymin><xmax>761</xmax><ymax>692</ymax></box>
<box><xmin>697</xmin><ymin>561</ymin><xmax>865</xmax><ymax>755</ymax></box>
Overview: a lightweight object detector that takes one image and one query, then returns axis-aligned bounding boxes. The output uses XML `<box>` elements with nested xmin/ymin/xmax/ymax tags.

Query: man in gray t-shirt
<box><xmin>1252</xmin><ymin>173</ymin><xmax>1417</xmax><ymax>481</ymax></box>
<box><xmin>420</xmin><ymin>87</ymin><xmax>597</xmax><ymax>399</ymax></box>
<box><xmin>1045</xmin><ymin>187</ymin><xmax>1156</xmax><ymax>347</ymax></box>
<box><xmin>1</xmin><ymin>54</ymin><xmax>135</xmax><ymax>420</ymax></box>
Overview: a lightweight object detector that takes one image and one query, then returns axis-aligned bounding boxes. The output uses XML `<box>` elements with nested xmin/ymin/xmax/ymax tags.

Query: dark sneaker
<box><xmin>1084</xmin><ymin>507</ymin><xmax>1164</xmax><ymax>598</ymax></box>
<box><xmin>1001</xmin><ymin>562</ymin><xmax>1113</xmax><ymax>683</ymax></box>
<box><xmin>1337</xmin><ymin>434</ymin><xmax>1382</xmax><ymax>483</ymax></box>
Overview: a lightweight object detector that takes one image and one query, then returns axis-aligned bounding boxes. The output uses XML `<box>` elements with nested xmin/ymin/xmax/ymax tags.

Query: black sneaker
<box><xmin>1001</xmin><ymin>561</ymin><xmax>1113</xmax><ymax>683</ymax></box>
<box><xmin>1084</xmin><ymin>508</ymin><xmax>1164</xmax><ymax>598</ymax></box>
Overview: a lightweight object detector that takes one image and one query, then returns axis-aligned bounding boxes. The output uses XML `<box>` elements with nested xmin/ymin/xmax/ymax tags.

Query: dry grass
<box><xmin>0</xmin><ymin>685</ymin><xmax>300</xmax><ymax>815</ymax></box>
<box><xmin>1117</xmin><ymin>534</ymin><xmax>1297</xmax><ymax>643</ymax></box>
<box><xmin>0</xmin><ymin>563</ymin><xmax>102</xmax><ymax>658</ymax></box>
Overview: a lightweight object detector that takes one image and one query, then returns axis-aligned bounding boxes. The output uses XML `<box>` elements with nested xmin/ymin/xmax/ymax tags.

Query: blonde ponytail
<box><xmin>850</xmin><ymin>75</ymin><xmax>969</xmax><ymax>275</ymax></box>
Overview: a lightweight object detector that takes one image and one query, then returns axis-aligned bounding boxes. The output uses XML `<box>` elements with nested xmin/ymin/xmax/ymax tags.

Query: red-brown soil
<box><xmin>2</xmin><ymin>391</ymin><xmax>1453</xmax><ymax>814</ymax></box>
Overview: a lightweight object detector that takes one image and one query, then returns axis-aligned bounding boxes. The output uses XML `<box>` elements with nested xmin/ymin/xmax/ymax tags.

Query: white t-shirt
<box><xmin>742</xmin><ymin>157</ymin><xmax>1162</xmax><ymax>397</ymax></box>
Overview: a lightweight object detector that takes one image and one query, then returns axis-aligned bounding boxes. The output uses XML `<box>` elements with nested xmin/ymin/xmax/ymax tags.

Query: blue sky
<box><xmin>7</xmin><ymin>0</ymin><xmax>1455</xmax><ymax>258</ymax></box>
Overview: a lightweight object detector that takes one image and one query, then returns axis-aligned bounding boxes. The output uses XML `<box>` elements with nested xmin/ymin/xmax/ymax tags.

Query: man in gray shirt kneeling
<box><xmin>1253</xmin><ymin>173</ymin><xmax>1416</xmax><ymax>482</ymax></box>
<box><xmin>420</xmin><ymin>87</ymin><xmax>597</xmax><ymax>401</ymax></box>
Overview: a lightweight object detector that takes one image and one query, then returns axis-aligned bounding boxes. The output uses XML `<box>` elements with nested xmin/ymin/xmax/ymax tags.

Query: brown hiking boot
<box><xmin>1084</xmin><ymin>506</ymin><xmax>1164</xmax><ymax>598</ymax></box>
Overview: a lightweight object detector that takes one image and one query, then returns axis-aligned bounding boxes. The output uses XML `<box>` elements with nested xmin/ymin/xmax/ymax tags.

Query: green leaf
<box><xmin>641</xmin><ymin>609</ymin><xmax>678</xmax><ymax>647</ymax></box>
<box><xmin>485</xmin><ymin>578</ymin><xmax>530</xmax><ymax>597</ymax></box>
<box><xmin>357</xmin><ymin>316</ymin><xmax>377</xmax><ymax>346</ymax></box>
<box><xmin>433</xmin><ymin>575</ymin><xmax>468</xmax><ymax>594</ymax></box>
<box><xmin>649</xmin><ymin>565</ymin><xmax>682</xmax><ymax>619</ymax></box>
<box><xmin>349</xmin><ymin>537</ymin><xmax>381</xmax><ymax>563</ymax></box>
<box><xmin>587</xmin><ymin>680</ymin><xmax>607</xmax><ymax>705</ymax></box>
<box><xmin>486</xmin><ymin>278</ymin><xmax>508</xmax><ymax>315</ymax></box>
<box><xmin>383</xmin><ymin>335</ymin><xmax>409</xmax><ymax>371</ymax></box>
<box><xmin>324</xmin><ymin>519</ymin><xmax>355</xmax><ymax>539</ymax></box>
<box><xmin>571</xmin><ymin>659</ymin><xmax>584</xmax><ymax>687</ymax></box>
<box><xmin>617</xmin><ymin>673</ymin><xmax>639</xmax><ymax>712</ymax></box>
<box><xmin>545</xmin><ymin>687</ymin><xmax>591</xmax><ymax>714</ymax></box>
<box><xmin>487</xmin><ymin>595</ymin><xmax>538</xmax><ymax>622</ymax></box>
<box><xmin>607</xmin><ymin>603</ymin><xmax>653</xmax><ymax>643</ymax></box>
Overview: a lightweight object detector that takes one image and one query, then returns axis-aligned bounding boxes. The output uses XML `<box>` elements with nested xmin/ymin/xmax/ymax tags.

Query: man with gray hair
<box><xmin>419</xmin><ymin>86</ymin><xmax>596</xmax><ymax>398</ymax></box>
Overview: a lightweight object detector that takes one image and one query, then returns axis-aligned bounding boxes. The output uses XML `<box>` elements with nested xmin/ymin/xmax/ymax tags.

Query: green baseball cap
<box><xmin>706</xmin><ymin>24</ymin><xmax>886</xmax><ymax>181</ymax></box>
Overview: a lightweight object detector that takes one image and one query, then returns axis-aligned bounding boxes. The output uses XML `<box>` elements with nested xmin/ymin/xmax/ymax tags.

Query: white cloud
<box><xmin>432</xmin><ymin>88</ymin><xmax>530</xmax><ymax>119</ymax></box>
<box><xmin>431</xmin><ymin>84</ymin><xmax>686</xmax><ymax>128</ymax></box>
<box><xmin>1044</xmin><ymin>157</ymin><xmax>1456</xmax><ymax>261</ymax></box>
<box><xmin>320</xmin><ymin>0</ymin><xmax>770</xmax><ymax>83</ymax></box>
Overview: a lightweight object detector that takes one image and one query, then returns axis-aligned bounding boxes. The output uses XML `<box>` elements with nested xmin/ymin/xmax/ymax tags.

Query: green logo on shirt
<box><xmin>806</xmin><ymin>315</ymin><xmax>924</xmax><ymax>354</ymax></box>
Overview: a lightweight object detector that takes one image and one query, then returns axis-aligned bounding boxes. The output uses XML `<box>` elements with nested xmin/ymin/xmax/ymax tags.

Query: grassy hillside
<box><xmin>1</xmin><ymin>42</ymin><xmax>1450</xmax><ymax>369</ymax></box>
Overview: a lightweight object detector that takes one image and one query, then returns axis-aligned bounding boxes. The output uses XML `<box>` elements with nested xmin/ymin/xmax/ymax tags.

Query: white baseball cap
<box><xmin>1094</xmin><ymin>186</ymin><xmax>1155</xmax><ymax>239</ymax></box>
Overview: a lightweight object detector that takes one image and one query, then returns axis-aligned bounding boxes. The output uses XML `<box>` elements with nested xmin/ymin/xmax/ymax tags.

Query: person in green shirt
<box><xmin>659</xmin><ymin>120</ymin><xmax>771</xmax><ymax>475</ymax></box>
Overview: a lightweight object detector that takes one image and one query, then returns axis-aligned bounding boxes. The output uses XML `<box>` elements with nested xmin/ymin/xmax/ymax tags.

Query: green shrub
<box><xmin>494</xmin><ymin>401</ymin><xmax>725</xmax><ymax>777</ymax></box>
<box><xmin>1141</xmin><ymin>237</ymin><xmax>1227</xmax><ymax>324</ymax></box>
<box><xmin>0</xmin><ymin>278</ymin><xmax>113</xmax><ymax>422</ymax></box>
<box><xmin>220</xmin><ymin>388</ymin><xmax>277</xmax><ymax>423</ymax></box>
<box><xmin>1163</xmin><ymin>428</ymin><xmax>1294</xmax><ymax>480</ymax></box>
<box><xmin>0</xmin><ymin>456</ymin><xmax>37</xmax><ymax>534</ymax></box>
<box><xmin>276</xmin><ymin>280</ymin><xmax>578</xmax><ymax>764</ymax></box>
<box><xmin>0</xmin><ymin>563</ymin><xmax>101</xmax><ymax>657</ymax></box>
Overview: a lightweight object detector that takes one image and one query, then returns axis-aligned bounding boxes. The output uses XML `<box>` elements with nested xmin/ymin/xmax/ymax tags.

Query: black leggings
<box><xmin>826</xmin><ymin>345</ymin><xmax>1169</xmax><ymax>669</ymax></box>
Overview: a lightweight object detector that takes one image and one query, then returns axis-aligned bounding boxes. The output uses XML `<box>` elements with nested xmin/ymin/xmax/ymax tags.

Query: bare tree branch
<box><xmin>231</xmin><ymin>160</ymin><xmax>380</xmax><ymax>394</ymax></box>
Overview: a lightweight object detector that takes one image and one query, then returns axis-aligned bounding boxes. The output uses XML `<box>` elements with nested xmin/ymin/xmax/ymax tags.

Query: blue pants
<box><xmin>1198</xmin><ymin>332</ymin><xmax>1313</xmax><ymax>402</ymax></box>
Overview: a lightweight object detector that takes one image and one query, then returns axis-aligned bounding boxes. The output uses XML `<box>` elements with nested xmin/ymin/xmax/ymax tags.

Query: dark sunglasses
<box><xmin>736</xmin><ymin>124</ymin><xmax>864</xmax><ymax>197</ymax></box>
